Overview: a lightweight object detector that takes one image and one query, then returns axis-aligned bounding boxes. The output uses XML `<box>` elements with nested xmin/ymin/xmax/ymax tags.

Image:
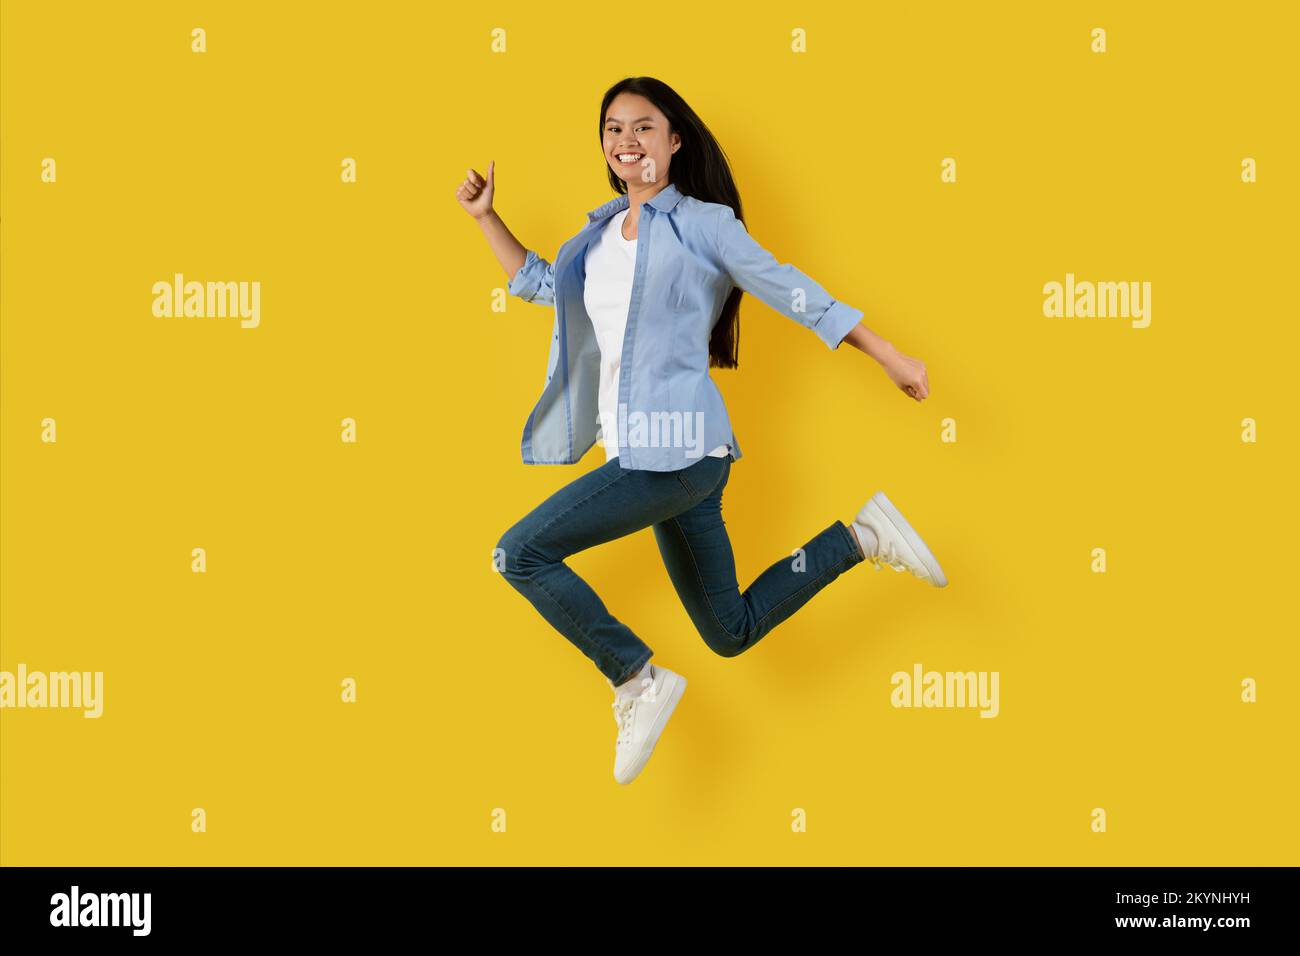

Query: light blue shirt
<box><xmin>506</xmin><ymin>180</ymin><xmax>864</xmax><ymax>471</ymax></box>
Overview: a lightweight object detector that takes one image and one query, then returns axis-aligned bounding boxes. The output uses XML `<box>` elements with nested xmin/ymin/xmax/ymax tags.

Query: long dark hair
<box><xmin>598</xmin><ymin>76</ymin><xmax>742</xmax><ymax>370</ymax></box>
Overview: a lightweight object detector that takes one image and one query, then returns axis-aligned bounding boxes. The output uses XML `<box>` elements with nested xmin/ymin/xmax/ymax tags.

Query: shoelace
<box><xmin>611</xmin><ymin>677</ymin><xmax>657</xmax><ymax>744</ymax></box>
<box><xmin>868</xmin><ymin>539</ymin><xmax>912</xmax><ymax>575</ymax></box>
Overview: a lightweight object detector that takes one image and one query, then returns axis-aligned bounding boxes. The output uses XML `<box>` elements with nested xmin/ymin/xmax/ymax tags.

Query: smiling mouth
<box><xmin>616</xmin><ymin>153</ymin><xmax>645</xmax><ymax>165</ymax></box>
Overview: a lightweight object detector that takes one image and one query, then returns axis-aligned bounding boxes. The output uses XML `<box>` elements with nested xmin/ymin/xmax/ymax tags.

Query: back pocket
<box><xmin>675</xmin><ymin>455</ymin><xmax>725</xmax><ymax>498</ymax></box>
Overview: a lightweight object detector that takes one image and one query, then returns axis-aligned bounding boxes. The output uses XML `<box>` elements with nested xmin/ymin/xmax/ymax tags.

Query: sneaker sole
<box><xmin>870</xmin><ymin>491</ymin><xmax>948</xmax><ymax>587</ymax></box>
<box><xmin>615</xmin><ymin>674</ymin><xmax>687</xmax><ymax>785</ymax></box>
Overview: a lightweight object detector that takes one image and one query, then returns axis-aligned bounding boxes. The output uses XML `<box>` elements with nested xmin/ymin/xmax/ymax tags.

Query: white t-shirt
<box><xmin>583</xmin><ymin>208</ymin><xmax>730</xmax><ymax>463</ymax></box>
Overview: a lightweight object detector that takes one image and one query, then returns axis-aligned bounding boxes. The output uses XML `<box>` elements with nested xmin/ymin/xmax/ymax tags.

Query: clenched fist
<box><xmin>456</xmin><ymin>161</ymin><xmax>495</xmax><ymax>220</ymax></box>
<box><xmin>881</xmin><ymin>346</ymin><xmax>930</xmax><ymax>402</ymax></box>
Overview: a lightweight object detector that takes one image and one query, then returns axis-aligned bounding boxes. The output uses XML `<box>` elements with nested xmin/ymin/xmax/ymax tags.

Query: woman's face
<box><xmin>602</xmin><ymin>93</ymin><xmax>680</xmax><ymax>188</ymax></box>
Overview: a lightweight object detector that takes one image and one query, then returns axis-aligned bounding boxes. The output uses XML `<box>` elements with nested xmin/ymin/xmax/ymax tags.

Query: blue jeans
<box><xmin>496</xmin><ymin>454</ymin><xmax>866</xmax><ymax>687</ymax></box>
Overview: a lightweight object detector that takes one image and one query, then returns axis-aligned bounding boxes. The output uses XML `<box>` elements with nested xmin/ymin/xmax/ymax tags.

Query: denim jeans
<box><xmin>495</xmin><ymin>454</ymin><xmax>866</xmax><ymax>687</ymax></box>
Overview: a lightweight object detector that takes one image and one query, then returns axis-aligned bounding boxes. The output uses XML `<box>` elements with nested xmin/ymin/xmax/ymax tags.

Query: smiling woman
<box><xmin>454</xmin><ymin>75</ymin><xmax>947</xmax><ymax>786</ymax></box>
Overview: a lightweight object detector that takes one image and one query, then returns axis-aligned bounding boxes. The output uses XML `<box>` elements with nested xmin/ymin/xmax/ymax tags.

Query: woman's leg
<box><xmin>495</xmin><ymin>455</ymin><xmax>724</xmax><ymax>687</ymax></box>
<box><xmin>652</xmin><ymin>457</ymin><xmax>865</xmax><ymax>658</ymax></box>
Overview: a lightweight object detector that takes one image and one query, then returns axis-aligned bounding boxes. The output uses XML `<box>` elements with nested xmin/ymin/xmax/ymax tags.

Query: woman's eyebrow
<box><xmin>605</xmin><ymin>116</ymin><xmax>654</xmax><ymax>124</ymax></box>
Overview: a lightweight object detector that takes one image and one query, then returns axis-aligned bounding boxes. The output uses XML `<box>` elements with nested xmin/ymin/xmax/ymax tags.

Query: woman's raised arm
<box><xmin>456</xmin><ymin>161</ymin><xmax>529</xmax><ymax>287</ymax></box>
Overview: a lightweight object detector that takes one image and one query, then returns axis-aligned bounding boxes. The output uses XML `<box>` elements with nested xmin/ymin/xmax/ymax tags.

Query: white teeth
<box><xmin>617</xmin><ymin>153</ymin><xmax>644</xmax><ymax>162</ymax></box>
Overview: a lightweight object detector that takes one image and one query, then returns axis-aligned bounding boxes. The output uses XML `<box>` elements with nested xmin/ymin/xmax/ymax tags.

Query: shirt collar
<box><xmin>586</xmin><ymin>181</ymin><xmax>684</xmax><ymax>222</ymax></box>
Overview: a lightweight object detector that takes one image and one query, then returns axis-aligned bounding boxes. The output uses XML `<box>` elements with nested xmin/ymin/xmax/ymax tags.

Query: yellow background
<box><xmin>2</xmin><ymin>0</ymin><xmax>1296</xmax><ymax>865</ymax></box>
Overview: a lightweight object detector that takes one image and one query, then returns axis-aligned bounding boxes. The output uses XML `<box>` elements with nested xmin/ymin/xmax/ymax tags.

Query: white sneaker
<box><xmin>606</xmin><ymin>663</ymin><xmax>687</xmax><ymax>785</ymax></box>
<box><xmin>853</xmin><ymin>491</ymin><xmax>948</xmax><ymax>587</ymax></box>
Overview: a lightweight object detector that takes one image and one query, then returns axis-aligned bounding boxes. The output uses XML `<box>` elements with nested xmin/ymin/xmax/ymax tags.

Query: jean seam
<box><xmin>519</xmin><ymin>464</ymin><xmax>632</xmax><ymax>559</ymax></box>
<box><xmin>615</xmin><ymin>649</ymin><xmax>654</xmax><ymax>688</ymax></box>
<box><xmin>526</xmin><ymin>570</ymin><xmax>635</xmax><ymax>680</ymax></box>
<box><xmin>749</xmin><ymin>563</ymin><xmax>840</xmax><ymax>635</ymax></box>
<box><xmin>511</xmin><ymin>465</ymin><xmax>647</xmax><ymax>680</ymax></box>
<box><xmin>749</xmin><ymin>529</ymin><xmax>859</xmax><ymax>635</ymax></box>
<box><xmin>675</xmin><ymin>470</ymin><xmax>696</xmax><ymax>498</ymax></box>
<box><xmin>675</xmin><ymin>456</ymin><xmax>727</xmax><ymax>502</ymax></box>
<box><xmin>666</xmin><ymin>515</ymin><xmax>742</xmax><ymax>644</ymax></box>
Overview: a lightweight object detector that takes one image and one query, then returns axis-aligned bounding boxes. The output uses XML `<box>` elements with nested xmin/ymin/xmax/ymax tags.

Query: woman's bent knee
<box><xmin>692</xmin><ymin>618</ymin><xmax>746</xmax><ymax>658</ymax></box>
<box><xmin>495</xmin><ymin>523</ymin><xmax>547</xmax><ymax>579</ymax></box>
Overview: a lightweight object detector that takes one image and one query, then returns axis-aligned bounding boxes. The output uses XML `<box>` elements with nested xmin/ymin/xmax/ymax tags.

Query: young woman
<box><xmin>456</xmin><ymin>76</ymin><xmax>948</xmax><ymax>785</ymax></box>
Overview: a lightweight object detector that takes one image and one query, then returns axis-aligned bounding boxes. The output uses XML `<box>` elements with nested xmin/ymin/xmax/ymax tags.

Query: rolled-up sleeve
<box><xmin>712</xmin><ymin>205</ymin><xmax>863</xmax><ymax>350</ymax></box>
<box><xmin>507</xmin><ymin>248</ymin><xmax>557</xmax><ymax>306</ymax></box>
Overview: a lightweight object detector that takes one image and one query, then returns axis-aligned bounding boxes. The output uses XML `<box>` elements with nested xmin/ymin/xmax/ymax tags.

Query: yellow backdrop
<box><xmin>2</xmin><ymin>0</ymin><xmax>1295</xmax><ymax>865</ymax></box>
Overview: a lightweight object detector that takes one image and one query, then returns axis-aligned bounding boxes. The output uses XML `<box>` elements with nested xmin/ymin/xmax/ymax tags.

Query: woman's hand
<box><xmin>840</xmin><ymin>324</ymin><xmax>929</xmax><ymax>401</ymax></box>
<box><xmin>878</xmin><ymin>343</ymin><xmax>930</xmax><ymax>401</ymax></box>
<box><xmin>456</xmin><ymin>161</ymin><xmax>495</xmax><ymax>220</ymax></box>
